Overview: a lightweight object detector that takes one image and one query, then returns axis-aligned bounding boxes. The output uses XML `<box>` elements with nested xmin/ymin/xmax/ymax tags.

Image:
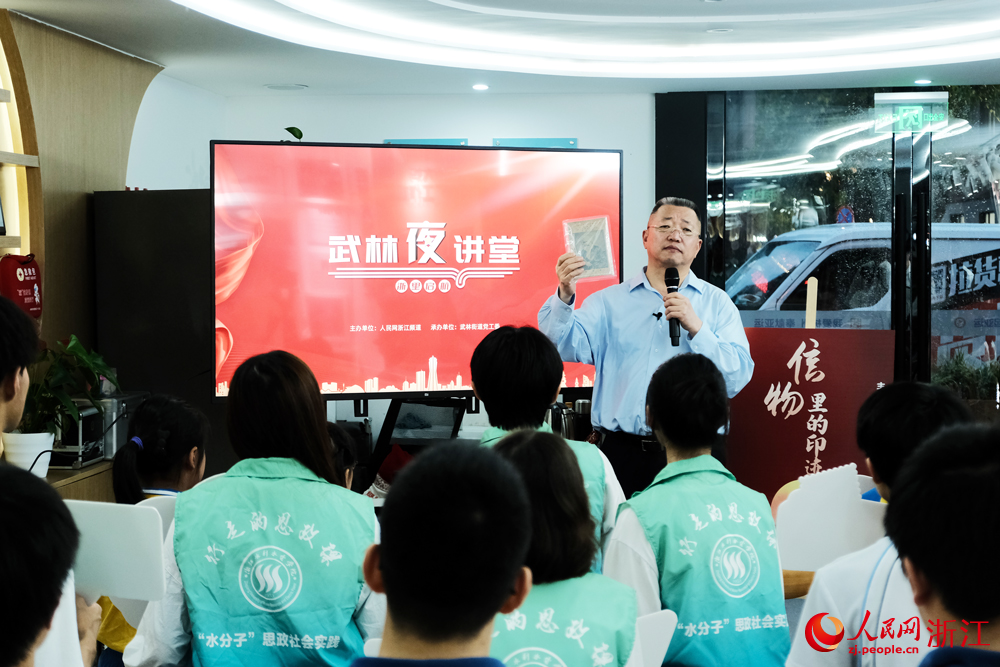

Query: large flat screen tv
<box><xmin>213</xmin><ymin>141</ymin><xmax>623</xmax><ymax>399</ymax></box>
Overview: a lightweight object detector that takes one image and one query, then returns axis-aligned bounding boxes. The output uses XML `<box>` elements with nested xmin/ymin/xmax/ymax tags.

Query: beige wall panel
<box><xmin>10</xmin><ymin>14</ymin><xmax>160</xmax><ymax>346</ymax></box>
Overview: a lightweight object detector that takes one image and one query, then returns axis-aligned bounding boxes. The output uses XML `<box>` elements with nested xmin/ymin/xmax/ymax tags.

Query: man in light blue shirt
<box><xmin>538</xmin><ymin>197</ymin><xmax>753</xmax><ymax>497</ymax></box>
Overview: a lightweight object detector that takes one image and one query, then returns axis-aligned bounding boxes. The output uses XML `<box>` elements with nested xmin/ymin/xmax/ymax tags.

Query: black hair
<box><xmin>227</xmin><ymin>351</ymin><xmax>344</xmax><ymax>486</ymax></box>
<box><xmin>884</xmin><ymin>424</ymin><xmax>1000</xmax><ymax>620</ymax></box>
<box><xmin>0</xmin><ymin>464</ymin><xmax>79</xmax><ymax>667</ymax></box>
<box><xmin>112</xmin><ymin>394</ymin><xmax>210</xmax><ymax>504</ymax></box>
<box><xmin>494</xmin><ymin>430</ymin><xmax>596</xmax><ymax>584</ymax></box>
<box><xmin>378</xmin><ymin>443</ymin><xmax>531</xmax><ymax>641</ymax></box>
<box><xmin>646</xmin><ymin>353</ymin><xmax>728</xmax><ymax>450</ymax></box>
<box><xmin>856</xmin><ymin>381</ymin><xmax>972</xmax><ymax>490</ymax></box>
<box><xmin>327</xmin><ymin>421</ymin><xmax>358</xmax><ymax>488</ymax></box>
<box><xmin>0</xmin><ymin>295</ymin><xmax>38</xmax><ymax>385</ymax></box>
<box><xmin>650</xmin><ymin>197</ymin><xmax>702</xmax><ymax>225</ymax></box>
<box><xmin>470</xmin><ymin>326</ymin><xmax>563</xmax><ymax>431</ymax></box>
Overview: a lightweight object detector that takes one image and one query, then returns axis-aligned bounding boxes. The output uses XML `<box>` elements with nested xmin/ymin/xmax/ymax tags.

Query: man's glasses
<box><xmin>647</xmin><ymin>224</ymin><xmax>699</xmax><ymax>239</ymax></box>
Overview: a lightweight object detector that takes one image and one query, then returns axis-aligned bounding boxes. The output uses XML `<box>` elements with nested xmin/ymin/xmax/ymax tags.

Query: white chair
<box><xmin>776</xmin><ymin>463</ymin><xmax>886</xmax><ymax>572</ymax></box>
<box><xmin>636</xmin><ymin>609</ymin><xmax>678</xmax><ymax>667</ymax></box>
<box><xmin>364</xmin><ymin>638</ymin><xmax>382</xmax><ymax>657</ymax></box>
<box><xmin>105</xmin><ymin>495</ymin><xmax>179</xmax><ymax>625</ymax></box>
<box><xmin>64</xmin><ymin>500</ymin><xmax>165</xmax><ymax>609</ymax></box>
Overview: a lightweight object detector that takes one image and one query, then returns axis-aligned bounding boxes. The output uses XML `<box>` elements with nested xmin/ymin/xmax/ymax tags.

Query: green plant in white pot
<box><xmin>3</xmin><ymin>336</ymin><xmax>118</xmax><ymax>477</ymax></box>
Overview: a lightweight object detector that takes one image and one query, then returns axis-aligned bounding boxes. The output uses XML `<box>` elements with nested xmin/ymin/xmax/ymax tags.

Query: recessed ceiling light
<box><xmin>265</xmin><ymin>83</ymin><xmax>309</xmax><ymax>90</ymax></box>
<box><xmin>704</xmin><ymin>0</ymin><xmax>724</xmax><ymax>3</ymax></box>
<box><xmin>915</xmin><ymin>79</ymin><xmax>932</xmax><ymax>85</ymax></box>
<box><xmin>707</xmin><ymin>28</ymin><xmax>733</xmax><ymax>33</ymax></box>
<box><xmin>473</xmin><ymin>84</ymin><xmax>489</xmax><ymax>91</ymax></box>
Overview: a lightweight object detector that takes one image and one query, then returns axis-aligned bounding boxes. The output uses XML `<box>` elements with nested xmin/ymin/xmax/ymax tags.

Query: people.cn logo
<box><xmin>805</xmin><ymin>613</ymin><xmax>845</xmax><ymax>652</ymax></box>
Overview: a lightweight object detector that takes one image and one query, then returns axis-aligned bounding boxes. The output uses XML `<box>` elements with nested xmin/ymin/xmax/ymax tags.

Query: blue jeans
<box><xmin>98</xmin><ymin>648</ymin><xmax>124</xmax><ymax>667</ymax></box>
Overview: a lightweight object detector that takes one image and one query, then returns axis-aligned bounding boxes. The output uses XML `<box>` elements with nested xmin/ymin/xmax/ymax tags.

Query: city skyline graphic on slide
<box><xmin>217</xmin><ymin>355</ymin><xmax>593</xmax><ymax>395</ymax></box>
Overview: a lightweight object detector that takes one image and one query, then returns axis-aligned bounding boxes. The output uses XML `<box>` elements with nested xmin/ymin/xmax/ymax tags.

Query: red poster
<box><xmin>728</xmin><ymin>329</ymin><xmax>894</xmax><ymax>501</ymax></box>
<box><xmin>213</xmin><ymin>143</ymin><xmax>622</xmax><ymax>397</ymax></box>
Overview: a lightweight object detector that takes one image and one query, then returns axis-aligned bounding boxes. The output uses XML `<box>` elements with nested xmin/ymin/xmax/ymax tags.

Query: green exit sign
<box><xmin>873</xmin><ymin>92</ymin><xmax>949</xmax><ymax>133</ymax></box>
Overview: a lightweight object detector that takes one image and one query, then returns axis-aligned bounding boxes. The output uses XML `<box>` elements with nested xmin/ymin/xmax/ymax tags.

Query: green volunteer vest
<box><xmin>480</xmin><ymin>424</ymin><xmax>607</xmax><ymax>571</ymax></box>
<box><xmin>491</xmin><ymin>573</ymin><xmax>637</xmax><ymax>667</ymax></box>
<box><xmin>174</xmin><ymin>458</ymin><xmax>376</xmax><ymax>667</ymax></box>
<box><xmin>624</xmin><ymin>455</ymin><xmax>790</xmax><ymax>667</ymax></box>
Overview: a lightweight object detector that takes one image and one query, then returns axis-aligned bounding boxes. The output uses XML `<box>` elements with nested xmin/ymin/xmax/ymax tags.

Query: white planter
<box><xmin>2</xmin><ymin>431</ymin><xmax>55</xmax><ymax>478</ymax></box>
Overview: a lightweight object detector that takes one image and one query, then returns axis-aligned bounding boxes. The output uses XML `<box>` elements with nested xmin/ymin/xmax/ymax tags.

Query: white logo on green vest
<box><xmin>710</xmin><ymin>534</ymin><xmax>760</xmax><ymax>598</ymax></box>
<box><xmin>239</xmin><ymin>546</ymin><xmax>303</xmax><ymax>612</ymax></box>
<box><xmin>501</xmin><ymin>647</ymin><xmax>568</xmax><ymax>667</ymax></box>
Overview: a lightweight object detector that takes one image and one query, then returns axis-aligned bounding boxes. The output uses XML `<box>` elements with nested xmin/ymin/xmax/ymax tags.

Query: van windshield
<box><xmin>726</xmin><ymin>241</ymin><xmax>819</xmax><ymax>310</ymax></box>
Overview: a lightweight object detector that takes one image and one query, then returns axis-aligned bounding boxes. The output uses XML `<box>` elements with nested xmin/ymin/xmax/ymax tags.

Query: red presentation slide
<box><xmin>214</xmin><ymin>142</ymin><xmax>622</xmax><ymax>397</ymax></box>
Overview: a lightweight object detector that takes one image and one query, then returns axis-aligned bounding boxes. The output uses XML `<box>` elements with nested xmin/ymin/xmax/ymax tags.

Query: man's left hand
<box><xmin>663</xmin><ymin>293</ymin><xmax>702</xmax><ymax>337</ymax></box>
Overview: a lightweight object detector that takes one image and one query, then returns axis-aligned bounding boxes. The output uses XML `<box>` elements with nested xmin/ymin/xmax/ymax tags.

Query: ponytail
<box><xmin>111</xmin><ymin>395</ymin><xmax>210</xmax><ymax>504</ymax></box>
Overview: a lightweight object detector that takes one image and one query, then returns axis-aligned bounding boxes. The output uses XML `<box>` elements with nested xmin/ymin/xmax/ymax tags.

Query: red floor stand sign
<box><xmin>728</xmin><ymin>329</ymin><xmax>894</xmax><ymax>501</ymax></box>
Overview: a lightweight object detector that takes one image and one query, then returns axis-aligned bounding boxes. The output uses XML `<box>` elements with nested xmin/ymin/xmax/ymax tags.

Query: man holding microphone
<box><xmin>538</xmin><ymin>197</ymin><xmax>753</xmax><ymax>498</ymax></box>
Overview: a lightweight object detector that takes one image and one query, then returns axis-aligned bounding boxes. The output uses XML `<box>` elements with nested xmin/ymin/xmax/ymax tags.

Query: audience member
<box><xmin>786</xmin><ymin>382</ymin><xmax>973</xmax><ymax>667</ymax></box>
<box><xmin>605</xmin><ymin>353</ymin><xmax>789</xmax><ymax>666</ymax></box>
<box><xmin>125</xmin><ymin>351</ymin><xmax>384</xmax><ymax>666</ymax></box>
<box><xmin>98</xmin><ymin>395</ymin><xmax>210</xmax><ymax>666</ymax></box>
<box><xmin>1</xmin><ymin>295</ymin><xmax>101</xmax><ymax>667</ymax></box>
<box><xmin>328</xmin><ymin>421</ymin><xmax>359</xmax><ymax>491</ymax></box>
<box><xmin>0</xmin><ymin>465</ymin><xmax>81</xmax><ymax>667</ymax></box>
<box><xmin>354</xmin><ymin>443</ymin><xmax>531</xmax><ymax>665</ymax></box>
<box><xmin>471</xmin><ymin>325</ymin><xmax>624</xmax><ymax>570</ymax></box>
<box><xmin>492</xmin><ymin>430</ymin><xmax>640</xmax><ymax>667</ymax></box>
<box><xmin>885</xmin><ymin>424</ymin><xmax>1000</xmax><ymax>666</ymax></box>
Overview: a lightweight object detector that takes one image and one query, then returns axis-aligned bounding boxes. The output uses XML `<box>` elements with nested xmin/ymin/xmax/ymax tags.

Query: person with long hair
<box><xmin>124</xmin><ymin>351</ymin><xmax>383</xmax><ymax>667</ymax></box>
<box><xmin>604</xmin><ymin>353</ymin><xmax>788</xmax><ymax>666</ymax></box>
<box><xmin>98</xmin><ymin>395</ymin><xmax>209</xmax><ymax>666</ymax></box>
<box><xmin>491</xmin><ymin>430</ymin><xmax>640</xmax><ymax>667</ymax></box>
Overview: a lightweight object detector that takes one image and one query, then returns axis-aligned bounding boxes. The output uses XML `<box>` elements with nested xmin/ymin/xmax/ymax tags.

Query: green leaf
<box><xmin>285</xmin><ymin>126</ymin><xmax>303</xmax><ymax>141</ymax></box>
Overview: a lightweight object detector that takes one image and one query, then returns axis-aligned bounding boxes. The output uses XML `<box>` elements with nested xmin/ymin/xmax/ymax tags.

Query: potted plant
<box><xmin>2</xmin><ymin>336</ymin><xmax>119</xmax><ymax>477</ymax></box>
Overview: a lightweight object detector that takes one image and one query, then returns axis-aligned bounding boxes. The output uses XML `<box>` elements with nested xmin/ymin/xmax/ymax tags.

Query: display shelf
<box><xmin>0</xmin><ymin>235</ymin><xmax>21</xmax><ymax>248</ymax></box>
<box><xmin>0</xmin><ymin>150</ymin><xmax>38</xmax><ymax>167</ymax></box>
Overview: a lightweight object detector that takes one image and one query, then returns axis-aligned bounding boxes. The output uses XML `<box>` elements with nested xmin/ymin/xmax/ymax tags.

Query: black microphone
<box><xmin>652</xmin><ymin>312</ymin><xmax>662</xmax><ymax>321</ymax></box>
<box><xmin>665</xmin><ymin>267</ymin><xmax>681</xmax><ymax>347</ymax></box>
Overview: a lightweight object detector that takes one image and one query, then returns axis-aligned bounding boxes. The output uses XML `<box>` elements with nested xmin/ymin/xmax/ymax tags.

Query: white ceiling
<box><xmin>8</xmin><ymin>0</ymin><xmax>1000</xmax><ymax>96</ymax></box>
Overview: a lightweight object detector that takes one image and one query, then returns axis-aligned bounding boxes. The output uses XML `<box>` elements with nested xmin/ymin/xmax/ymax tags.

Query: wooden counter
<box><xmin>46</xmin><ymin>460</ymin><xmax>114</xmax><ymax>502</ymax></box>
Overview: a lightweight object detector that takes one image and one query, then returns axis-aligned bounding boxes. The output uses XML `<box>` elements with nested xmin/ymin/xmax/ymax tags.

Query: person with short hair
<box><xmin>885</xmin><ymin>424</ymin><xmax>1000</xmax><ymax>666</ymax></box>
<box><xmin>98</xmin><ymin>395</ymin><xmax>211</xmax><ymax>666</ymax></box>
<box><xmin>539</xmin><ymin>197</ymin><xmax>753</xmax><ymax>498</ymax></box>
<box><xmin>470</xmin><ymin>325</ymin><xmax>624</xmax><ymax>570</ymax></box>
<box><xmin>491</xmin><ymin>430</ymin><xmax>640</xmax><ymax>667</ymax></box>
<box><xmin>0</xmin><ymin>465</ymin><xmax>81</xmax><ymax>667</ymax></box>
<box><xmin>0</xmin><ymin>295</ymin><xmax>102</xmax><ymax>667</ymax></box>
<box><xmin>125</xmin><ymin>351</ymin><xmax>384</xmax><ymax>667</ymax></box>
<box><xmin>604</xmin><ymin>353</ymin><xmax>788</xmax><ymax>666</ymax></box>
<box><xmin>0</xmin><ymin>294</ymin><xmax>37</xmax><ymax>436</ymax></box>
<box><xmin>354</xmin><ymin>443</ymin><xmax>532</xmax><ymax>665</ymax></box>
<box><xmin>786</xmin><ymin>382</ymin><xmax>973</xmax><ymax>667</ymax></box>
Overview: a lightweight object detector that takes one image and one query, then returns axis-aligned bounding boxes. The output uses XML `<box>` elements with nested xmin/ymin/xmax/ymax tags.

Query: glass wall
<box><xmin>929</xmin><ymin>86</ymin><xmax>1000</xmax><ymax>397</ymax></box>
<box><xmin>716</xmin><ymin>89</ymin><xmax>894</xmax><ymax>330</ymax></box>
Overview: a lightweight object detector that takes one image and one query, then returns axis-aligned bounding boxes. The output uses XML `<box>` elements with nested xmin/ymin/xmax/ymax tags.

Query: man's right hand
<box><xmin>556</xmin><ymin>253</ymin><xmax>586</xmax><ymax>304</ymax></box>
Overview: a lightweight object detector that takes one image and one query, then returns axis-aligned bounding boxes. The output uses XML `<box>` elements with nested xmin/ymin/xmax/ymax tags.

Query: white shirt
<box><xmin>785</xmin><ymin>537</ymin><xmax>932</xmax><ymax>667</ymax></box>
<box><xmin>603</xmin><ymin>507</ymin><xmax>667</xmax><ymax>616</ymax></box>
<box><xmin>34</xmin><ymin>570</ymin><xmax>85</xmax><ymax>667</ymax></box>
<box><xmin>124</xmin><ymin>521</ymin><xmax>386</xmax><ymax>667</ymax></box>
<box><xmin>597</xmin><ymin>449</ymin><xmax>627</xmax><ymax>561</ymax></box>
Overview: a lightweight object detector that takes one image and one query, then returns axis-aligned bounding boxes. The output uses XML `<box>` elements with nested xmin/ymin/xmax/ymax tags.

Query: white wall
<box><xmin>129</xmin><ymin>88</ymin><xmax>655</xmax><ymax>436</ymax></box>
<box><xmin>126</xmin><ymin>74</ymin><xmax>225</xmax><ymax>190</ymax></box>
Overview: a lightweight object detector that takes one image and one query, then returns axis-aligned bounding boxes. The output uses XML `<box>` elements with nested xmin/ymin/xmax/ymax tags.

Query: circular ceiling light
<box><xmin>915</xmin><ymin>79</ymin><xmax>932</xmax><ymax>84</ymax></box>
<box><xmin>707</xmin><ymin>28</ymin><xmax>733</xmax><ymax>33</ymax></box>
<box><xmin>472</xmin><ymin>83</ymin><xmax>489</xmax><ymax>90</ymax></box>
<box><xmin>265</xmin><ymin>83</ymin><xmax>309</xmax><ymax>90</ymax></box>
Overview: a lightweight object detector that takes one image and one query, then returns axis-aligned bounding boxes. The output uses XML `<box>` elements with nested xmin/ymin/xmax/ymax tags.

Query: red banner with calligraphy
<box><xmin>728</xmin><ymin>329</ymin><xmax>895</xmax><ymax>501</ymax></box>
